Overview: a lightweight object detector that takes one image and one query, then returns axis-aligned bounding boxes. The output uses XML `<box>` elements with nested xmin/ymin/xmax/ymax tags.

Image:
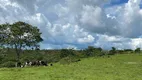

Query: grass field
<box><xmin>0</xmin><ymin>54</ymin><xmax>142</xmax><ymax>80</ymax></box>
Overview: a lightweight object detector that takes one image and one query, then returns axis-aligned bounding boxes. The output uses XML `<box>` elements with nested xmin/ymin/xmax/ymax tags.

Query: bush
<box><xmin>84</xmin><ymin>47</ymin><xmax>103</xmax><ymax>57</ymax></box>
<box><xmin>1</xmin><ymin>61</ymin><xmax>16</xmax><ymax>68</ymax></box>
<box><xmin>60</xmin><ymin>49</ymin><xmax>75</xmax><ymax>58</ymax></box>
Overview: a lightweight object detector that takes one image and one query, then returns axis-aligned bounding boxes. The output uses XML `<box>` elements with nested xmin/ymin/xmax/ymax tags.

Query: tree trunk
<box><xmin>15</xmin><ymin>44</ymin><xmax>21</xmax><ymax>62</ymax></box>
<box><xmin>15</xmin><ymin>48</ymin><xmax>20</xmax><ymax>62</ymax></box>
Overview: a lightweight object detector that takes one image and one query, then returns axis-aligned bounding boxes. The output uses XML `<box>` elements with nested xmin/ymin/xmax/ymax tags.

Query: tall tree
<box><xmin>135</xmin><ymin>48</ymin><xmax>141</xmax><ymax>53</ymax></box>
<box><xmin>0</xmin><ymin>21</ymin><xmax>43</xmax><ymax>61</ymax></box>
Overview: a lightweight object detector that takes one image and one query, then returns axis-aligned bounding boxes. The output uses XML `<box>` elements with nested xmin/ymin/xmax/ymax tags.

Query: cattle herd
<box><xmin>16</xmin><ymin>60</ymin><xmax>53</xmax><ymax>68</ymax></box>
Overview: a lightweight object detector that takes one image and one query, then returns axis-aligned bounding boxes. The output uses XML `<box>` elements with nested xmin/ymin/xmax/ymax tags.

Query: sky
<box><xmin>0</xmin><ymin>0</ymin><xmax>142</xmax><ymax>50</ymax></box>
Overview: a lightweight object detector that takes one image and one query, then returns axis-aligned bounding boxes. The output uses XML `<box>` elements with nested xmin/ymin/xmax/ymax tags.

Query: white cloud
<box><xmin>78</xmin><ymin>35</ymin><xmax>95</xmax><ymax>43</ymax></box>
<box><xmin>80</xmin><ymin>5</ymin><xmax>105</xmax><ymax>27</ymax></box>
<box><xmin>109</xmin><ymin>0</ymin><xmax>142</xmax><ymax>37</ymax></box>
<box><xmin>94</xmin><ymin>34</ymin><xmax>142</xmax><ymax>50</ymax></box>
<box><xmin>0</xmin><ymin>0</ymin><xmax>142</xmax><ymax>49</ymax></box>
<box><xmin>131</xmin><ymin>38</ymin><xmax>142</xmax><ymax>49</ymax></box>
<box><xmin>47</xmin><ymin>23</ymin><xmax>94</xmax><ymax>45</ymax></box>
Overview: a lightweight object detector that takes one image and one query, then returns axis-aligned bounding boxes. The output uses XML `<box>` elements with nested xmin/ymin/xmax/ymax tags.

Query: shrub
<box><xmin>1</xmin><ymin>61</ymin><xmax>16</xmax><ymax>68</ymax></box>
<box><xmin>60</xmin><ymin>49</ymin><xmax>75</xmax><ymax>58</ymax></box>
<box><xmin>84</xmin><ymin>46</ymin><xmax>103</xmax><ymax>57</ymax></box>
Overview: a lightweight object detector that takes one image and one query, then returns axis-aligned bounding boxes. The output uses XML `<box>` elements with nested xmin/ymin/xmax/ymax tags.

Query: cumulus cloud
<box><xmin>95</xmin><ymin>34</ymin><xmax>142</xmax><ymax>50</ymax></box>
<box><xmin>0</xmin><ymin>0</ymin><xmax>142</xmax><ymax>49</ymax></box>
<box><xmin>106</xmin><ymin>0</ymin><xmax>142</xmax><ymax>37</ymax></box>
<box><xmin>78</xmin><ymin>35</ymin><xmax>95</xmax><ymax>43</ymax></box>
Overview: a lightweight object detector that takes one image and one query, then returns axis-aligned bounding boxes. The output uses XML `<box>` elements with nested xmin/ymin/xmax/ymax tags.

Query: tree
<box><xmin>0</xmin><ymin>21</ymin><xmax>43</xmax><ymax>61</ymax></box>
<box><xmin>135</xmin><ymin>48</ymin><xmax>141</xmax><ymax>53</ymax></box>
<box><xmin>85</xmin><ymin>46</ymin><xmax>94</xmax><ymax>56</ymax></box>
<box><xmin>112</xmin><ymin>47</ymin><xmax>116</xmax><ymax>51</ymax></box>
<box><xmin>109</xmin><ymin>47</ymin><xmax>116</xmax><ymax>55</ymax></box>
<box><xmin>84</xmin><ymin>46</ymin><xmax>103</xmax><ymax>57</ymax></box>
<box><xmin>60</xmin><ymin>49</ymin><xmax>75</xmax><ymax>58</ymax></box>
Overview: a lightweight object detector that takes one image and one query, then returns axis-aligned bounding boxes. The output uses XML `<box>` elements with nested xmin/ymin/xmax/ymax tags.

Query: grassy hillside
<box><xmin>0</xmin><ymin>54</ymin><xmax>142</xmax><ymax>80</ymax></box>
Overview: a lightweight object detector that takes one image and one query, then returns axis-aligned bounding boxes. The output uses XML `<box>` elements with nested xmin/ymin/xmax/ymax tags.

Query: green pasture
<box><xmin>0</xmin><ymin>54</ymin><xmax>142</xmax><ymax>80</ymax></box>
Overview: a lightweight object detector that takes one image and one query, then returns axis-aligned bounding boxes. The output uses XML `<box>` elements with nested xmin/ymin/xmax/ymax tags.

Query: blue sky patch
<box><xmin>105</xmin><ymin>0</ymin><xmax>128</xmax><ymax>7</ymax></box>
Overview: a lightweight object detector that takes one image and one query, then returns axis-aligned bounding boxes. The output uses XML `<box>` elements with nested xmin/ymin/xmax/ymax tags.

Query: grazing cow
<box><xmin>50</xmin><ymin>64</ymin><xmax>53</xmax><ymax>66</ymax></box>
<box><xmin>15</xmin><ymin>62</ymin><xmax>22</xmax><ymax>67</ymax></box>
<box><xmin>107</xmin><ymin>55</ymin><xmax>110</xmax><ymax>58</ymax></box>
<box><xmin>75</xmin><ymin>59</ymin><xmax>81</xmax><ymax>62</ymax></box>
<box><xmin>36</xmin><ymin>61</ymin><xmax>40</xmax><ymax>66</ymax></box>
<box><xmin>24</xmin><ymin>60</ymin><xmax>48</xmax><ymax>67</ymax></box>
<box><xmin>39</xmin><ymin>61</ymin><xmax>48</xmax><ymax>66</ymax></box>
<box><xmin>29</xmin><ymin>61</ymin><xmax>37</xmax><ymax>66</ymax></box>
<box><xmin>77</xmin><ymin>59</ymin><xmax>81</xmax><ymax>61</ymax></box>
<box><xmin>25</xmin><ymin>61</ymin><xmax>30</xmax><ymax>67</ymax></box>
<box><xmin>21</xmin><ymin>65</ymin><xmax>24</xmax><ymax>68</ymax></box>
